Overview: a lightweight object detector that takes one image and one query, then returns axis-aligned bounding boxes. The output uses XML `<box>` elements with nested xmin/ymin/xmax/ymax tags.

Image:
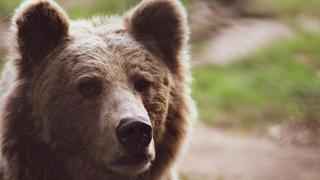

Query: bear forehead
<box><xmin>47</xmin><ymin>17</ymin><xmax>167</xmax><ymax>81</ymax></box>
<box><xmin>68</xmin><ymin>16</ymin><xmax>144</xmax><ymax>58</ymax></box>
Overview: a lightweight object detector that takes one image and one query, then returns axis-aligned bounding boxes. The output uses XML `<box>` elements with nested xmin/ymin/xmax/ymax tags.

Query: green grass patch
<box><xmin>274</xmin><ymin>0</ymin><xmax>320</xmax><ymax>16</ymax></box>
<box><xmin>68</xmin><ymin>0</ymin><xmax>192</xmax><ymax>19</ymax></box>
<box><xmin>192</xmin><ymin>32</ymin><xmax>320</xmax><ymax>130</ymax></box>
<box><xmin>0</xmin><ymin>0</ymin><xmax>192</xmax><ymax>20</ymax></box>
<box><xmin>248</xmin><ymin>0</ymin><xmax>320</xmax><ymax>18</ymax></box>
<box><xmin>0</xmin><ymin>58</ymin><xmax>3</xmax><ymax>70</ymax></box>
<box><xmin>0</xmin><ymin>0</ymin><xmax>140</xmax><ymax>20</ymax></box>
<box><xmin>0</xmin><ymin>0</ymin><xmax>20</xmax><ymax>20</ymax></box>
<box><xmin>66</xmin><ymin>0</ymin><xmax>139</xmax><ymax>19</ymax></box>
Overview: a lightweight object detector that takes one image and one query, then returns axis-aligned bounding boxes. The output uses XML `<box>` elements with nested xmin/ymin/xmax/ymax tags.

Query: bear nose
<box><xmin>116</xmin><ymin>117</ymin><xmax>152</xmax><ymax>151</ymax></box>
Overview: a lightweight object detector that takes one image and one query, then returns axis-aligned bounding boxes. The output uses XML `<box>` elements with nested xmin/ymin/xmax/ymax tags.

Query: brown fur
<box><xmin>0</xmin><ymin>0</ymin><xmax>196</xmax><ymax>180</ymax></box>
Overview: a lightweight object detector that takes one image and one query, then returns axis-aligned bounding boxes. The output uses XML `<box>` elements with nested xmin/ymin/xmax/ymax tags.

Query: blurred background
<box><xmin>1</xmin><ymin>0</ymin><xmax>320</xmax><ymax>179</ymax></box>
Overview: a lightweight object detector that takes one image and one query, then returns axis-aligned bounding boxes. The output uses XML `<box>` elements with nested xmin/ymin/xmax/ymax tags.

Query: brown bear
<box><xmin>0</xmin><ymin>0</ymin><xmax>196</xmax><ymax>179</ymax></box>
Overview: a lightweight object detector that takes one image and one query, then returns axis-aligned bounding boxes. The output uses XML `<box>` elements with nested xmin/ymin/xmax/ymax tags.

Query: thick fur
<box><xmin>0</xmin><ymin>0</ymin><xmax>196</xmax><ymax>180</ymax></box>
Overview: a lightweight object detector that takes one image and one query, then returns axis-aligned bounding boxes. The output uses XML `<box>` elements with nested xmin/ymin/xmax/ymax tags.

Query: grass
<box><xmin>0</xmin><ymin>0</ymin><xmax>140</xmax><ymax>20</ymax></box>
<box><xmin>0</xmin><ymin>0</ymin><xmax>192</xmax><ymax>20</ymax></box>
<box><xmin>192</xmin><ymin>32</ymin><xmax>320</xmax><ymax>130</ymax></box>
<box><xmin>273</xmin><ymin>0</ymin><xmax>320</xmax><ymax>17</ymax></box>
<box><xmin>0</xmin><ymin>0</ymin><xmax>319</xmax><ymax>22</ymax></box>
<box><xmin>245</xmin><ymin>0</ymin><xmax>320</xmax><ymax>18</ymax></box>
<box><xmin>66</xmin><ymin>0</ymin><xmax>139</xmax><ymax>19</ymax></box>
<box><xmin>0</xmin><ymin>0</ymin><xmax>19</xmax><ymax>18</ymax></box>
<box><xmin>0</xmin><ymin>58</ymin><xmax>3</xmax><ymax>70</ymax></box>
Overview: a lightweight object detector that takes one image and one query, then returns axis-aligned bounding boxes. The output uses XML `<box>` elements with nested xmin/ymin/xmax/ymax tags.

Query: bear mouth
<box><xmin>109</xmin><ymin>153</ymin><xmax>153</xmax><ymax>175</ymax></box>
<box><xmin>115</xmin><ymin>154</ymin><xmax>150</xmax><ymax>167</ymax></box>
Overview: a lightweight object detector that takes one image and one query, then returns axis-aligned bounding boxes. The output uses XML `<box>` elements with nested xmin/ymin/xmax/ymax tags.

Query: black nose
<box><xmin>116</xmin><ymin>117</ymin><xmax>152</xmax><ymax>151</ymax></box>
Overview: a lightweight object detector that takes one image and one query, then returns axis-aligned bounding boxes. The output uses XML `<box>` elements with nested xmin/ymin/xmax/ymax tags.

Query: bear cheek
<box><xmin>143</xmin><ymin>87</ymin><xmax>170</xmax><ymax>143</ymax></box>
<box><xmin>46</xmin><ymin>96</ymin><xmax>101</xmax><ymax>146</ymax></box>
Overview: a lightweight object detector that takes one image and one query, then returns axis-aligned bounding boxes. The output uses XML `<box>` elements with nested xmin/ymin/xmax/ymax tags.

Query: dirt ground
<box><xmin>180</xmin><ymin>124</ymin><xmax>320</xmax><ymax>180</ymax></box>
<box><xmin>195</xmin><ymin>19</ymin><xmax>293</xmax><ymax>65</ymax></box>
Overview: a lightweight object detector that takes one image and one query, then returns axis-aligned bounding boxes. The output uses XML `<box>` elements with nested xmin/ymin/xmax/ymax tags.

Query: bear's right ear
<box><xmin>12</xmin><ymin>0</ymin><xmax>69</xmax><ymax>76</ymax></box>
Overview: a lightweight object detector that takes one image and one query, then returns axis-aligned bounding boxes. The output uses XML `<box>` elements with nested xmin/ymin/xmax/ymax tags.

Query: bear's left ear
<box><xmin>125</xmin><ymin>0</ymin><xmax>189</xmax><ymax>72</ymax></box>
<box><xmin>12</xmin><ymin>0</ymin><xmax>69</xmax><ymax>76</ymax></box>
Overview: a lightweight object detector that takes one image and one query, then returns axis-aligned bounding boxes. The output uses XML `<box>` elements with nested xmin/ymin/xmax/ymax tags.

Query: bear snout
<box><xmin>116</xmin><ymin>116</ymin><xmax>152</xmax><ymax>152</ymax></box>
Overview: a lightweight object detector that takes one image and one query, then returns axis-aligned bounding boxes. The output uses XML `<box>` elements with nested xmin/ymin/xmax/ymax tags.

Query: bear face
<box><xmin>32</xmin><ymin>29</ymin><xmax>173</xmax><ymax>175</ymax></box>
<box><xmin>1</xmin><ymin>0</ymin><xmax>194</xmax><ymax>179</ymax></box>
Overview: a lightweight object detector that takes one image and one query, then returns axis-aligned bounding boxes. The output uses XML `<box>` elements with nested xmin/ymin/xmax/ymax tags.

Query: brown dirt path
<box><xmin>180</xmin><ymin>124</ymin><xmax>320</xmax><ymax>180</ymax></box>
<box><xmin>196</xmin><ymin>19</ymin><xmax>293</xmax><ymax>65</ymax></box>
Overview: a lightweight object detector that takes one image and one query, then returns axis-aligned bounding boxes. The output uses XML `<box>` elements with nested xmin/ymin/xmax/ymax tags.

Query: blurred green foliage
<box><xmin>0</xmin><ymin>0</ymin><xmax>319</xmax><ymax>20</ymax></box>
<box><xmin>66</xmin><ymin>0</ymin><xmax>139</xmax><ymax>19</ymax></box>
<box><xmin>193</xmin><ymin>32</ymin><xmax>320</xmax><ymax>129</ymax></box>
<box><xmin>245</xmin><ymin>0</ymin><xmax>320</xmax><ymax>18</ymax></box>
<box><xmin>0</xmin><ymin>0</ymin><xmax>19</xmax><ymax>18</ymax></box>
<box><xmin>274</xmin><ymin>0</ymin><xmax>320</xmax><ymax>16</ymax></box>
<box><xmin>0</xmin><ymin>0</ymin><xmax>191</xmax><ymax>20</ymax></box>
<box><xmin>0</xmin><ymin>0</ymin><xmax>140</xmax><ymax>20</ymax></box>
<box><xmin>0</xmin><ymin>59</ymin><xmax>3</xmax><ymax>69</ymax></box>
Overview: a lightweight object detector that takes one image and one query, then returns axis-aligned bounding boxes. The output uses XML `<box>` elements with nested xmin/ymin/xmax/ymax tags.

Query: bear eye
<box><xmin>78</xmin><ymin>79</ymin><xmax>102</xmax><ymax>98</ymax></box>
<box><xmin>134</xmin><ymin>79</ymin><xmax>152</xmax><ymax>93</ymax></box>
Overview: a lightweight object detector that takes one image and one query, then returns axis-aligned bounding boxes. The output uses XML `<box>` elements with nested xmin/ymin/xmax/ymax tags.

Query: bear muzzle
<box><xmin>108</xmin><ymin>116</ymin><xmax>155</xmax><ymax>175</ymax></box>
